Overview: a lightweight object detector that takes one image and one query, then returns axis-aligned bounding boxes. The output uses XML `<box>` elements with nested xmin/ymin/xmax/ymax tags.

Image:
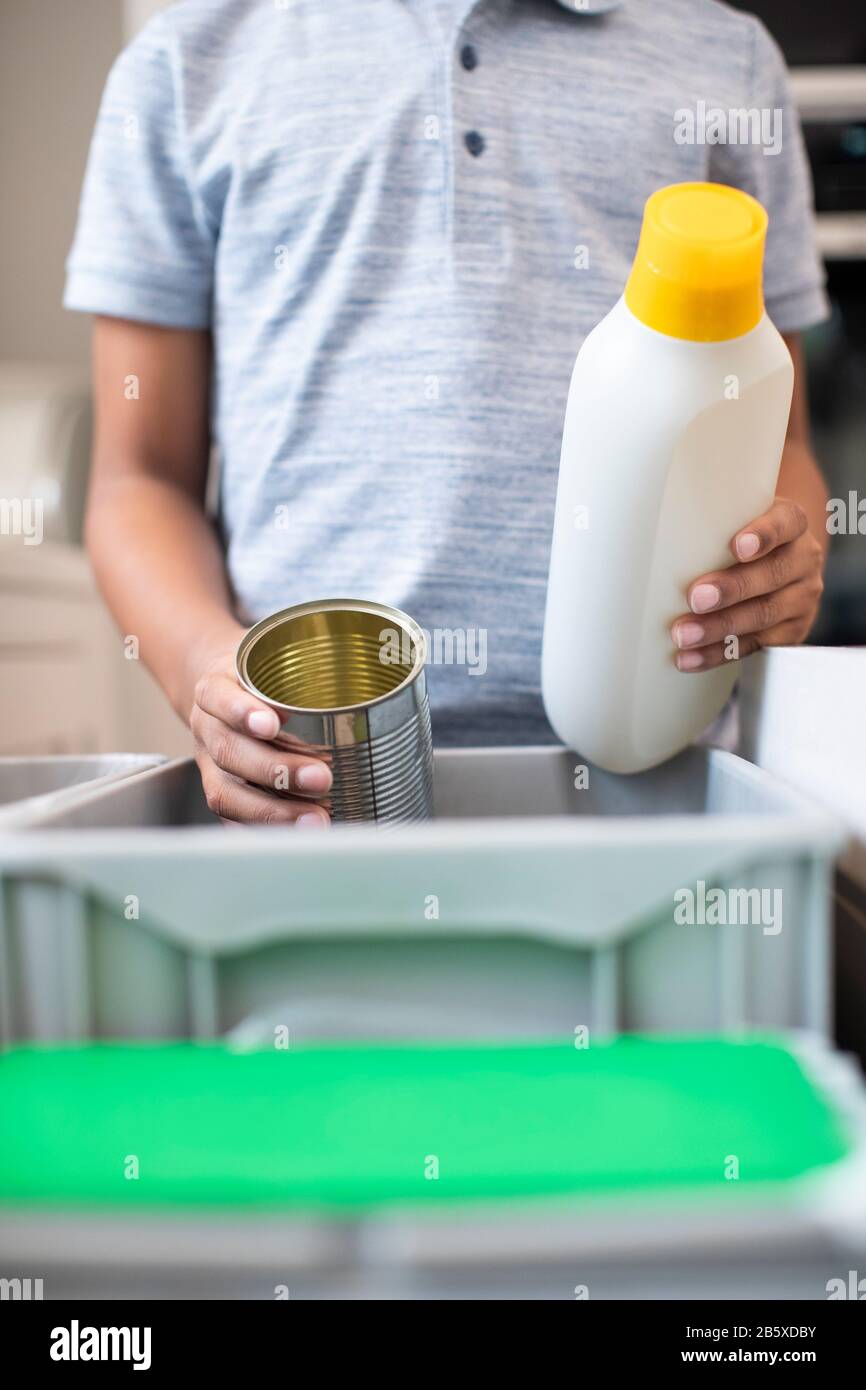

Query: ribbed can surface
<box><xmin>236</xmin><ymin>599</ymin><xmax>432</xmax><ymax>824</ymax></box>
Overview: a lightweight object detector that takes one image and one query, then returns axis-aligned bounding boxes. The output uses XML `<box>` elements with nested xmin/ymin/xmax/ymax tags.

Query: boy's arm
<box><xmin>86</xmin><ymin>316</ymin><xmax>331</xmax><ymax>824</ymax></box>
<box><xmin>671</xmin><ymin>332</ymin><xmax>828</xmax><ymax>670</ymax></box>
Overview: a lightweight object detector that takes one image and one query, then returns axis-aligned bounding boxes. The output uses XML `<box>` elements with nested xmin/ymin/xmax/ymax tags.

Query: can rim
<box><xmin>235</xmin><ymin>598</ymin><xmax>428</xmax><ymax>716</ymax></box>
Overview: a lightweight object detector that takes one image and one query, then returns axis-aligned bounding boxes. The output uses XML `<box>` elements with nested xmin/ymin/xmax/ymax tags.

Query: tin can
<box><xmin>236</xmin><ymin>599</ymin><xmax>433</xmax><ymax>824</ymax></box>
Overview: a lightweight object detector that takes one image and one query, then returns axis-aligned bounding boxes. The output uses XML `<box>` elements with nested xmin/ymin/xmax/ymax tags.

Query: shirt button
<box><xmin>464</xmin><ymin>130</ymin><xmax>485</xmax><ymax>157</ymax></box>
<box><xmin>460</xmin><ymin>44</ymin><xmax>478</xmax><ymax>71</ymax></box>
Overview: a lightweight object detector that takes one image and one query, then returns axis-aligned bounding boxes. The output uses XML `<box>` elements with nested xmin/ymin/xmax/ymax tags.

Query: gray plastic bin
<box><xmin>0</xmin><ymin>746</ymin><xmax>844</xmax><ymax>1044</ymax></box>
<box><xmin>0</xmin><ymin>755</ymin><xmax>166</xmax><ymax>830</ymax></box>
<box><xmin>1</xmin><ymin>1033</ymin><xmax>864</xmax><ymax>1301</ymax></box>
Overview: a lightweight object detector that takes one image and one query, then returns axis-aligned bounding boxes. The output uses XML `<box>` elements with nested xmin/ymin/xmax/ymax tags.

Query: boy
<box><xmin>66</xmin><ymin>0</ymin><xmax>828</xmax><ymax>823</ymax></box>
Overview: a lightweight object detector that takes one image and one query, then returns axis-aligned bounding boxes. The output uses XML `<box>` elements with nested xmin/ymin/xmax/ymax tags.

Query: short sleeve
<box><xmin>711</xmin><ymin>18</ymin><xmax>829</xmax><ymax>335</ymax></box>
<box><xmin>64</xmin><ymin>14</ymin><xmax>214</xmax><ymax>329</ymax></box>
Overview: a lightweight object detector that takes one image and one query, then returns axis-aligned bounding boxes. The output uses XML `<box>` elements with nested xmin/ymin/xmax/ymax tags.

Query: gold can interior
<box><xmin>244</xmin><ymin>607</ymin><xmax>418</xmax><ymax>711</ymax></box>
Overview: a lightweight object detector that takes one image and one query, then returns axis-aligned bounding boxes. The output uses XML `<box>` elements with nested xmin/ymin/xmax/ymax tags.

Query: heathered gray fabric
<box><xmin>65</xmin><ymin>0</ymin><xmax>828</xmax><ymax>745</ymax></box>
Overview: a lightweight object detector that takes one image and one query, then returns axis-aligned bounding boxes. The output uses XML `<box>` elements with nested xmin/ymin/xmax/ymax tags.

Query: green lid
<box><xmin>0</xmin><ymin>1036</ymin><xmax>849</xmax><ymax>1212</ymax></box>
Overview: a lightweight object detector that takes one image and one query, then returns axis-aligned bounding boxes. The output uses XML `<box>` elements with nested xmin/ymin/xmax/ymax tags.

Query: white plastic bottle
<box><xmin>542</xmin><ymin>182</ymin><xmax>794</xmax><ymax>774</ymax></box>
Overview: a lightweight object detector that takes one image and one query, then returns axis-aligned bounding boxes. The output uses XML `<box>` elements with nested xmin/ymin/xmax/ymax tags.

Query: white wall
<box><xmin>0</xmin><ymin>0</ymin><xmax>191</xmax><ymax>757</ymax></box>
<box><xmin>0</xmin><ymin>0</ymin><xmax>172</xmax><ymax>366</ymax></box>
<box><xmin>0</xmin><ymin>0</ymin><xmax>125</xmax><ymax>367</ymax></box>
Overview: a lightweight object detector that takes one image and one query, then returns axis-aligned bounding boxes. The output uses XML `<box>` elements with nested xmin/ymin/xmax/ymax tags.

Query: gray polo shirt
<box><xmin>65</xmin><ymin>0</ymin><xmax>828</xmax><ymax>745</ymax></box>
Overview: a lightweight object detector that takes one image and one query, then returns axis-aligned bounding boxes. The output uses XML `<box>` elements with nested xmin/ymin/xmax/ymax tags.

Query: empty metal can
<box><xmin>235</xmin><ymin>599</ymin><xmax>433</xmax><ymax>824</ymax></box>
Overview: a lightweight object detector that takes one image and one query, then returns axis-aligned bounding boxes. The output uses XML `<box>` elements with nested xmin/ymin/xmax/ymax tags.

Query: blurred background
<box><xmin>0</xmin><ymin>0</ymin><xmax>188</xmax><ymax>757</ymax></box>
<box><xmin>0</xmin><ymin>0</ymin><xmax>864</xmax><ymax>757</ymax></box>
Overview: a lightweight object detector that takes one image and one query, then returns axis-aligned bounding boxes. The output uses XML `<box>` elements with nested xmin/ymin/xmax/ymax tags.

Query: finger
<box><xmin>687</xmin><ymin>536</ymin><xmax>819</xmax><ymax>615</ymax></box>
<box><xmin>673</xmin><ymin>580</ymin><xmax>816</xmax><ymax>650</ymax></box>
<box><xmin>730</xmin><ymin>498</ymin><xmax>807</xmax><ymax>563</ymax></box>
<box><xmin>196</xmin><ymin>753</ymin><xmax>330</xmax><ymax>826</ymax></box>
<box><xmin>675</xmin><ymin>614</ymin><xmax>812</xmax><ymax>673</ymax></box>
<box><xmin>675</xmin><ymin>633</ymin><xmax>763</xmax><ymax>672</ymax></box>
<box><xmin>194</xmin><ymin>670</ymin><xmax>282</xmax><ymax>741</ymax></box>
<box><xmin>193</xmin><ymin>709</ymin><xmax>332</xmax><ymax>796</ymax></box>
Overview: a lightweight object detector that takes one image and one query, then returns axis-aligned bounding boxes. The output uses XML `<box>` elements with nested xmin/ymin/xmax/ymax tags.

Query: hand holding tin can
<box><xmin>235</xmin><ymin>599</ymin><xmax>433</xmax><ymax>824</ymax></box>
<box><xmin>189</xmin><ymin>634</ymin><xmax>334</xmax><ymax>827</ymax></box>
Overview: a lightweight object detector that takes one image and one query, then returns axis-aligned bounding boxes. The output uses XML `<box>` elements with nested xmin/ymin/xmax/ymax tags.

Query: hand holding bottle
<box><xmin>672</xmin><ymin>497</ymin><xmax>825</xmax><ymax>671</ymax></box>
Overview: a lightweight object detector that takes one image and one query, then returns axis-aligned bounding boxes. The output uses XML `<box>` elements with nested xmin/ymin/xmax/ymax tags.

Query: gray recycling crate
<box><xmin>0</xmin><ymin>747</ymin><xmax>844</xmax><ymax>1043</ymax></box>
<box><xmin>0</xmin><ymin>755</ymin><xmax>166</xmax><ymax>830</ymax></box>
<box><xmin>1</xmin><ymin>1033</ymin><xmax>864</xmax><ymax>1301</ymax></box>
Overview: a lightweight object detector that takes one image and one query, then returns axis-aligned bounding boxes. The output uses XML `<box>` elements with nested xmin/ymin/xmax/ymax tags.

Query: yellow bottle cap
<box><xmin>624</xmin><ymin>182</ymin><xmax>768</xmax><ymax>342</ymax></box>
